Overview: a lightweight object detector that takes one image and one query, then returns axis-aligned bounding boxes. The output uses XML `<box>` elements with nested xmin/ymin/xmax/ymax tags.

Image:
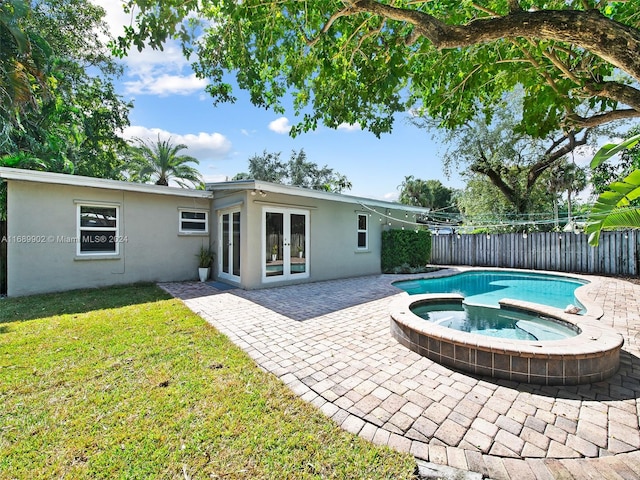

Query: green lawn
<box><xmin>0</xmin><ymin>284</ymin><xmax>416</xmax><ymax>479</ymax></box>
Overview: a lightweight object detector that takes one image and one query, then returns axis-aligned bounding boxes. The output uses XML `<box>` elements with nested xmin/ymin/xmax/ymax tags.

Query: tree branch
<box><xmin>513</xmin><ymin>40</ymin><xmax>563</xmax><ymax>96</ymax></box>
<box><xmin>350</xmin><ymin>1</ymin><xmax>640</xmax><ymax>82</ymax></box>
<box><xmin>568</xmin><ymin>109</ymin><xmax>640</xmax><ymax>128</ymax></box>
<box><xmin>471</xmin><ymin>145</ymin><xmax>519</xmax><ymax>207</ymax></box>
<box><xmin>527</xmin><ymin>130</ymin><xmax>589</xmax><ymax>189</ymax></box>
<box><xmin>582</xmin><ymin>81</ymin><xmax>640</xmax><ymax>112</ymax></box>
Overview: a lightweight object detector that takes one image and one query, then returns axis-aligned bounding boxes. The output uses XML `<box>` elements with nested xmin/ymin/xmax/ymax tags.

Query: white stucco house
<box><xmin>0</xmin><ymin>167</ymin><xmax>429</xmax><ymax>296</ymax></box>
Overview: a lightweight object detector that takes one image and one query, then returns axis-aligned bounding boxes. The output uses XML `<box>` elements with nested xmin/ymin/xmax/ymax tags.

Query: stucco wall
<box><xmin>6</xmin><ymin>180</ymin><xmax>210</xmax><ymax>296</ymax></box>
<box><xmin>212</xmin><ymin>191</ymin><xmax>406</xmax><ymax>290</ymax></box>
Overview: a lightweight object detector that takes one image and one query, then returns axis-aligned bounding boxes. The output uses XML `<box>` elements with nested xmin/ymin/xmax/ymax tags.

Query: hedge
<box><xmin>381</xmin><ymin>229</ymin><xmax>432</xmax><ymax>273</ymax></box>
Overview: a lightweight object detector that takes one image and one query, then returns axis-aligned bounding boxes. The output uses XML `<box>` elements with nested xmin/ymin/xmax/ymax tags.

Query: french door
<box><xmin>219</xmin><ymin>209</ymin><xmax>241</xmax><ymax>282</ymax></box>
<box><xmin>263</xmin><ymin>207</ymin><xmax>309</xmax><ymax>282</ymax></box>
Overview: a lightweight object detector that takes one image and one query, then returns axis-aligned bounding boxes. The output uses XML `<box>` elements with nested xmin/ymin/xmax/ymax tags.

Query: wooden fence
<box><xmin>430</xmin><ymin>230</ymin><xmax>639</xmax><ymax>276</ymax></box>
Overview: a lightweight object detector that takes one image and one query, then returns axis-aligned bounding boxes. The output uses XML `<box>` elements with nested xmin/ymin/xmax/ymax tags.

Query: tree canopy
<box><xmin>455</xmin><ymin>172</ymin><xmax>560</xmax><ymax>231</ymax></box>
<box><xmin>116</xmin><ymin>0</ymin><xmax>640</xmax><ymax>139</ymax></box>
<box><xmin>1</xmin><ymin>0</ymin><xmax>131</xmax><ymax>179</ymax></box>
<box><xmin>431</xmin><ymin>102</ymin><xmax>593</xmax><ymax>214</ymax></box>
<box><xmin>397</xmin><ymin>176</ymin><xmax>456</xmax><ymax>211</ymax></box>
<box><xmin>233</xmin><ymin>149</ymin><xmax>352</xmax><ymax>193</ymax></box>
<box><xmin>1</xmin><ymin>0</ymin><xmax>51</xmax><ymax>138</ymax></box>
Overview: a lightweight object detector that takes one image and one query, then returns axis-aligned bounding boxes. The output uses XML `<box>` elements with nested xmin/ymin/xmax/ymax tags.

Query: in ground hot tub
<box><xmin>390</xmin><ymin>294</ymin><xmax>623</xmax><ymax>385</ymax></box>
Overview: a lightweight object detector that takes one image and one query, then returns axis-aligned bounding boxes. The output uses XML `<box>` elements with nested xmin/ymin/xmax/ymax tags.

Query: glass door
<box><xmin>219</xmin><ymin>209</ymin><xmax>241</xmax><ymax>281</ymax></box>
<box><xmin>290</xmin><ymin>213</ymin><xmax>306</xmax><ymax>276</ymax></box>
<box><xmin>263</xmin><ymin>207</ymin><xmax>308</xmax><ymax>281</ymax></box>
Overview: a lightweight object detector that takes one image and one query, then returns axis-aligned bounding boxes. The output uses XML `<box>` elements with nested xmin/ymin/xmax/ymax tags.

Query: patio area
<box><xmin>160</xmin><ymin>268</ymin><xmax>640</xmax><ymax>479</ymax></box>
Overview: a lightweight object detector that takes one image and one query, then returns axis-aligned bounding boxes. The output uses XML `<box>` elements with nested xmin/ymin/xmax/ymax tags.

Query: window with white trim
<box><xmin>179</xmin><ymin>209</ymin><xmax>208</xmax><ymax>234</ymax></box>
<box><xmin>357</xmin><ymin>213</ymin><xmax>368</xmax><ymax>249</ymax></box>
<box><xmin>77</xmin><ymin>204</ymin><xmax>119</xmax><ymax>255</ymax></box>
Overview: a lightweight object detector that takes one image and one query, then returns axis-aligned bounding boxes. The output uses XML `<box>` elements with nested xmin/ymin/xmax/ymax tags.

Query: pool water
<box><xmin>394</xmin><ymin>271</ymin><xmax>586</xmax><ymax>312</ymax></box>
<box><xmin>410</xmin><ymin>302</ymin><xmax>578</xmax><ymax>341</ymax></box>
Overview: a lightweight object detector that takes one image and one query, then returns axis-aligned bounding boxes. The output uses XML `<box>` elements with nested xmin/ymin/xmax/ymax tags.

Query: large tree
<box><xmin>434</xmin><ymin>104</ymin><xmax>593</xmax><ymax>214</ymax></box>
<box><xmin>0</xmin><ymin>0</ymin><xmax>51</xmax><ymax>143</ymax></box>
<box><xmin>116</xmin><ymin>0</ymin><xmax>639</xmax><ymax>139</ymax></box>
<box><xmin>456</xmin><ymin>171</ymin><xmax>561</xmax><ymax>232</ymax></box>
<box><xmin>1</xmin><ymin>0</ymin><xmax>131</xmax><ymax>178</ymax></box>
<box><xmin>234</xmin><ymin>149</ymin><xmax>352</xmax><ymax>192</ymax></box>
<box><xmin>398</xmin><ymin>176</ymin><xmax>456</xmax><ymax>211</ymax></box>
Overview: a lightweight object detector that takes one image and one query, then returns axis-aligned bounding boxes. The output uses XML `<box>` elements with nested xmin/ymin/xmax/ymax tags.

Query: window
<box><xmin>77</xmin><ymin>204</ymin><xmax>119</xmax><ymax>255</ymax></box>
<box><xmin>179</xmin><ymin>209</ymin><xmax>208</xmax><ymax>233</ymax></box>
<box><xmin>357</xmin><ymin>213</ymin><xmax>368</xmax><ymax>249</ymax></box>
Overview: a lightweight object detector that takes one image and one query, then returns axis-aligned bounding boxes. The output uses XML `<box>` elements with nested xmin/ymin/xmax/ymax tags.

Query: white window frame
<box><xmin>356</xmin><ymin>212</ymin><xmax>368</xmax><ymax>250</ymax></box>
<box><xmin>76</xmin><ymin>203</ymin><xmax>120</xmax><ymax>256</ymax></box>
<box><xmin>179</xmin><ymin>208</ymin><xmax>209</xmax><ymax>234</ymax></box>
<box><xmin>262</xmin><ymin>207</ymin><xmax>310</xmax><ymax>283</ymax></box>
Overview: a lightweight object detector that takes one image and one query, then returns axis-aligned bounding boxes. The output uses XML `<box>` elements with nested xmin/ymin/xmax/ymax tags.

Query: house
<box><xmin>0</xmin><ymin>168</ymin><xmax>429</xmax><ymax>296</ymax></box>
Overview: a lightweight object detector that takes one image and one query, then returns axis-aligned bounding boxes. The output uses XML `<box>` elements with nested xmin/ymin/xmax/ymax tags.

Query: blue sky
<box><xmin>95</xmin><ymin>1</ymin><xmax>465</xmax><ymax>201</ymax></box>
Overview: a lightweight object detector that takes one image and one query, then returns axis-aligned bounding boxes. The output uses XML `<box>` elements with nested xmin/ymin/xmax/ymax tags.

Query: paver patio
<box><xmin>160</xmin><ymin>267</ymin><xmax>640</xmax><ymax>479</ymax></box>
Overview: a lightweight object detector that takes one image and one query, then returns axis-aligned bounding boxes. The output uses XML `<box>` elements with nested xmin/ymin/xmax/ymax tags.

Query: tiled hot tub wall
<box><xmin>390</xmin><ymin>294</ymin><xmax>623</xmax><ymax>386</ymax></box>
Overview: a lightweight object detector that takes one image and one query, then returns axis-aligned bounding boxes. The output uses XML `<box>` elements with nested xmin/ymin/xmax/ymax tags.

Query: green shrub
<box><xmin>381</xmin><ymin>229</ymin><xmax>431</xmax><ymax>272</ymax></box>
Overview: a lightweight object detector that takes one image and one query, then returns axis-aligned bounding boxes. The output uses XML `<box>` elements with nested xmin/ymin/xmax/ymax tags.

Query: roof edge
<box><xmin>206</xmin><ymin>180</ymin><xmax>428</xmax><ymax>213</ymax></box>
<box><xmin>0</xmin><ymin>167</ymin><xmax>213</xmax><ymax>199</ymax></box>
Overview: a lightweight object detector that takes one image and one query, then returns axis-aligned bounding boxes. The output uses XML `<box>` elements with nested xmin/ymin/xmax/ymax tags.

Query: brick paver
<box><xmin>160</xmin><ymin>267</ymin><xmax>640</xmax><ymax>479</ymax></box>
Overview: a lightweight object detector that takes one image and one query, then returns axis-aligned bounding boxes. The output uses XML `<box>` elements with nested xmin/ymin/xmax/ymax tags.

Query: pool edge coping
<box><xmin>388</xmin><ymin>266</ymin><xmax>606</xmax><ymax>319</ymax></box>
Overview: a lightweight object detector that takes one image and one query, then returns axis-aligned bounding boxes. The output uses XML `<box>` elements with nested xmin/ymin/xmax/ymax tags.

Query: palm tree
<box><xmin>1</xmin><ymin>0</ymin><xmax>51</xmax><ymax>152</ymax></box>
<box><xmin>549</xmin><ymin>160</ymin><xmax>588</xmax><ymax>228</ymax></box>
<box><xmin>127</xmin><ymin>135</ymin><xmax>202</xmax><ymax>188</ymax></box>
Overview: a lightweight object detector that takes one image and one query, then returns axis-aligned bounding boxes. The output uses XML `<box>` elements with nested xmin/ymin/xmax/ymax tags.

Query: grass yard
<box><xmin>0</xmin><ymin>284</ymin><xmax>416</xmax><ymax>479</ymax></box>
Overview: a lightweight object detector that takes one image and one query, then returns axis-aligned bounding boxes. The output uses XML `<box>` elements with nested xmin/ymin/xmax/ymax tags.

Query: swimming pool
<box><xmin>393</xmin><ymin>270</ymin><xmax>587</xmax><ymax>312</ymax></box>
<box><xmin>389</xmin><ymin>292</ymin><xmax>623</xmax><ymax>385</ymax></box>
<box><xmin>410</xmin><ymin>301</ymin><xmax>578</xmax><ymax>341</ymax></box>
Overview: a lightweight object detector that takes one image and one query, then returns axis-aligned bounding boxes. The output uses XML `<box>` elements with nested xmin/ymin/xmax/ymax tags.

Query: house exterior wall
<box><xmin>211</xmin><ymin>190</ymin><xmax>406</xmax><ymax>290</ymax></box>
<box><xmin>6</xmin><ymin>180</ymin><xmax>210</xmax><ymax>296</ymax></box>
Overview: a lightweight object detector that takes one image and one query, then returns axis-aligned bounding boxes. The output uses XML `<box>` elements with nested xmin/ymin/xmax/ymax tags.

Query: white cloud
<box><xmin>202</xmin><ymin>173</ymin><xmax>231</xmax><ymax>183</ymax></box>
<box><xmin>269</xmin><ymin>117</ymin><xmax>292</xmax><ymax>134</ymax></box>
<box><xmin>571</xmin><ymin>145</ymin><xmax>597</xmax><ymax>166</ymax></box>
<box><xmin>123</xmin><ymin>44</ymin><xmax>193</xmax><ymax>77</ymax></box>
<box><xmin>383</xmin><ymin>192</ymin><xmax>399</xmax><ymax>201</ymax></box>
<box><xmin>92</xmin><ymin>0</ymin><xmax>129</xmax><ymax>40</ymax></box>
<box><xmin>123</xmin><ymin>73</ymin><xmax>208</xmax><ymax>96</ymax></box>
<box><xmin>92</xmin><ymin>0</ymin><xmax>206</xmax><ymax>97</ymax></box>
<box><xmin>123</xmin><ymin>126</ymin><xmax>232</xmax><ymax>161</ymax></box>
<box><xmin>337</xmin><ymin>122</ymin><xmax>361</xmax><ymax>132</ymax></box>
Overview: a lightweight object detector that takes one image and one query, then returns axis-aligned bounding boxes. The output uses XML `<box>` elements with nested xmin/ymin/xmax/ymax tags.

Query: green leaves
<box><xmin>238</xmin><ymin>149</ymin><xmax>352</xmax><ymax>192</ymax></box>
<box><xmin>127</xmin><ymin>136</ymin><xmax>202</xmax><ymax>188</ymax></box>
<box><xmin>118</xmin><ymin>0</ymin><xmax>640</xmax><ymax>139</ymax></box>
<box><xmin>587</xmin><ymin>136</ymin><xmax>640</xmax><ymax>246</ymax></box>
<box><xmin>381</xmin><ymin>228</ymin><xmax>432</xmax><ymax>272</ymax></box>
<box><xmin>590</xmin><ymin>134</ymin><xmax>640</xmax><ymax>169</ymax></box>
<box><xmin>2</xmin><ymin>0</ymin><xmax>132</xmax><ymax>181</ymax></box>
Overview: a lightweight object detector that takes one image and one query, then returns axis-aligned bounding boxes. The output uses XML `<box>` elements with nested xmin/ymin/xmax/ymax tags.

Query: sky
<box><xmin>92</xmin><ymin>1</ymin><xmax>611</xmax><ymax>204</ymax></box>
<box><xmin>93</xmin><ymin>0</ymin><xmax>466</xmax><ymax>201</ymax></box>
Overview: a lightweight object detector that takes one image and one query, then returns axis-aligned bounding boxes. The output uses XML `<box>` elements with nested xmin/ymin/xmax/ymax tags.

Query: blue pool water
<box><xmin>410</xmin><ymin>302</ymin><xmax>578</xmax><ymax>340</ymax></box>
<box><xmin>394</xmin><ymin>271</ymin><xmax>587</xmax><ymax>312</ymax></box>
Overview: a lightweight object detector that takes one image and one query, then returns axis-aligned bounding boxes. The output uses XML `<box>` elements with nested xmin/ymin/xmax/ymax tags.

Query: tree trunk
<box><xmin>552</xmin><ymin>188</ymin><xmax>559</xmax><ymax>229</ymax></box>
